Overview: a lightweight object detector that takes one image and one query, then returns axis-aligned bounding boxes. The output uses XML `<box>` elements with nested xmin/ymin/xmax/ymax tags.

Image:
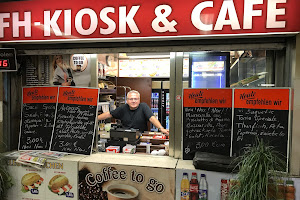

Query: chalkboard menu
<box><xmin>183</xmin><ymin>89</ymin><xmax>232</xmax><ymax>160</ymax></box>
<box><xmin>50</xmin><ymin>87</ymin><xmax>99</xmax><ymax>155</ymax></box>
<box><xmin>19</xmin><ymin>87</ymin><xmax>58</xmax><ymax>150</ymax></box>
<box><xmin>232</xmin><ymin>89</ymin><xmax>290</xmax><ymax>161</ymax></box>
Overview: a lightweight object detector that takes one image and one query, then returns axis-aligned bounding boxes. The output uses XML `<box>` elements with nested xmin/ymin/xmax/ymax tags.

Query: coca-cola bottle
<box><xmin>189</xmin><ymin>172</ymin><xmax>199</xmax><ymax>200</ymax></box>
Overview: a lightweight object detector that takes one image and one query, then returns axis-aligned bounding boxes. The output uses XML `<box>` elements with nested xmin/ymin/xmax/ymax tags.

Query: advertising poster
<box><xmin>78</xmin><ymin>162</ymin><xmax>175</xmax><ymax>200</ymax></box>
<box><xmin>6</xmin><ymin>156</ymin><xmax>81</xmax><ymax>200</ymax></box>
<box><xmin>175</xmin><ymin>160</ymin><xmax>234</xmax><ymax>200</ymax></box>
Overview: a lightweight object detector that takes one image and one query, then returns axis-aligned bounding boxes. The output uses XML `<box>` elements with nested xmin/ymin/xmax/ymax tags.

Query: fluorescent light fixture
<box><xmin>119</xmin><ymin>52</ymin><xmax>170</xmax><ymax>59</ymax></box>
<box><xmin>127</xmin><ymin>55</ymin><xmax>170</xmax><ymax>59</ymax></box>
<box><xmin>260</xmin><ymin>84</ymin><xmax>275</xmax><ymax>87</ymax></box>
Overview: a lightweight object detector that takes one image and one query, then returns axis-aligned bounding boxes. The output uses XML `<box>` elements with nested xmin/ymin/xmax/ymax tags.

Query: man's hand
<box><xmin>160</xmin><ymin>128</ymin><xmax>169</xmax><ymax>135</ymax></box>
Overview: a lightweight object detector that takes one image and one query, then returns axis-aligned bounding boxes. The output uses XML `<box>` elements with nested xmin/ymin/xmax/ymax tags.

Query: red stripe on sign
<box><xmin>183</xmin><ymin>89</ymin><xmax>232</xmax><ymax>108</ymax></box>
<box><xmin>58</xmin><ymin>87</ymin><xmax>99</xmax><ymax>106</ymax></box>
<box><xmin>23</xmin><ymin>87</ymin><xmax>58</xmax><ymax>104</ymax></box>
<box><xmin>234</xmin><ymin>89</ymin><xmax>290</xmax><ymax>110</ymax></box>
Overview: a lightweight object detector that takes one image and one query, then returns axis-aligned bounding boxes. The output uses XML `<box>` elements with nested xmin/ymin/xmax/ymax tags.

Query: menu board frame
<box><xmin>231</xmin><ymin>88</ymin><xmax>291</xmax><ymax>166</ymax></box>
<box><xmin>18</xmin><ymin>86</ymin><xmax>58</xmax><ymax>151</ymax></box>
<box><xmin>182</xmin><ymin>88</ymin><xmax>233</xmax><ymax>160</ymax></box>
<box><xmin>182</xmin><ymin>88</ymin><xmax>291</xmax><ymax>165</ymax></box>
<box><xmin>50</xmin><ymin>87</ymin><xmax>99</xmax><ymax>155</ymax></box>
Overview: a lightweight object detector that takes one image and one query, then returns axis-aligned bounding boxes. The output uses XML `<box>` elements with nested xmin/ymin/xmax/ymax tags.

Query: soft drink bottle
<box><xmin>199</xmin><ymin>174</ymin><xmax>208</xmax><ymax>200</ymax></box>
<box><xmin>189</xmin><ymin>172</ymin><xmax>199</xmax><ymax>200</ymax></box>
<box><xmin>181</xmin><ymin>172</ymin><xmax>190</xmax><ymax>200</ymax></box>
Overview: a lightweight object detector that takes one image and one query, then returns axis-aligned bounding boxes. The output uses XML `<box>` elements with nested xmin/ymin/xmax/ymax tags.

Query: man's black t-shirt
<box><xmin>110</xmin><ymin>103</ymin><xmax>154</xmax><ymax>132</ymax></box>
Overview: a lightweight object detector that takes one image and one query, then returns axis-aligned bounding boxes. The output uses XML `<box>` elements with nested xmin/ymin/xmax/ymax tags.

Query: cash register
<box><xmin>105</xmin><ymin>124</ymin><xmax>141</xmax><ymax>151</ymax></box>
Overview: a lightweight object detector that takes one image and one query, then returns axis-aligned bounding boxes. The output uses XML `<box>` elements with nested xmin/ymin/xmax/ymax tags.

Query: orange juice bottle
<box><xmin>181</xmin><ymin>172</ymin><xmax>190</xmax><ymax>200</ymax></box>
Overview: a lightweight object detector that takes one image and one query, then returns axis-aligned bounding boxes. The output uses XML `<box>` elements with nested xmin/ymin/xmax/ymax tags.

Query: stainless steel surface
<box><xmin>169</xmin><ymin>52</ymin><xmax>175</xmax><ymax>157</ymax></box>
<box><xmin>174</xmin><ymin>52</ymin><xmax>184</xmax><ymax>159</ymax></box>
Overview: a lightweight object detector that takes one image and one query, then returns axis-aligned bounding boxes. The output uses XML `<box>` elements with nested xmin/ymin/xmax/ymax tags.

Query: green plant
<box><xmin>229</xmin><ymin>138</ymin><xmax>287</xmax><ymax>200</ymax></box>
<box><xmin>0</xmin><ymin>154</ymin><xmax>14</xmax><ymax>200</ymax></box>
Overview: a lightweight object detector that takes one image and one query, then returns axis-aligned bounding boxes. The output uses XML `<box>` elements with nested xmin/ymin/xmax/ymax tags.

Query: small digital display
<box><xmin>0</xmin><ymin>59</ymin><xmax>9</xmax><ymax>67</ymax></box>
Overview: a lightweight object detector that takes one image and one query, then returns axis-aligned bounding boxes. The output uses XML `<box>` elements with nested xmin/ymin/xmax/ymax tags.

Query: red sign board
<box><xmin>234</xmin><ymin>88</ymin><xmax>290</xmax><ymax>110</ymax></box>
<box><xmin>23</xmin><ymin>87</ymin><xmax>58</xmax><ymax>103</ymax></box>
<box><xmin>0</xmin><ymin>0</ymin><xmax>299</xmax><ymax>43</ymax></box>
<box><xmin>58</xmin><ymin>87</ymin><xmax>99</xmax><ymax>106</ymax></box>
<box><xmin>183</xmin><ymin>89</ymin><xmax>232</xmax><ymax>108</ymax></box>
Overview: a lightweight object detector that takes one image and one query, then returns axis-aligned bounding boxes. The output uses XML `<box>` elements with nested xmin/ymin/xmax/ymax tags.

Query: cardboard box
<box><xmin>106</xmin><ymin>146</ymin><xmax>120</xmax><ymax>153</ymax></box>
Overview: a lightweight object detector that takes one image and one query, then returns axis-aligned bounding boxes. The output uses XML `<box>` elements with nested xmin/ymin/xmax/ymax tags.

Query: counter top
<box><xmin>176</xmin><ymin>159</ymin><xmax>196</xmax><ymax>170</ymax></box>
<box><xmin>79</xmin><ymin>152</ymin><xmax>178</xmax><ymax>169</ymax></box>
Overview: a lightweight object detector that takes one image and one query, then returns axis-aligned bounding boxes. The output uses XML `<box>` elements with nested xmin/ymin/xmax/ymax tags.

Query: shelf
<box><xmin>99</xmin><ymin>88</ymin><xmax>116</xmax><ymax>94</ymax></box>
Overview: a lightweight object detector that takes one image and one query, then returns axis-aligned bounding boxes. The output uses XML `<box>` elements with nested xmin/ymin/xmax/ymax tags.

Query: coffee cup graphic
<box><xmin>107</xmin><ymin>184</ymin><xmax>139</xmax><ymax>200</ymax></box>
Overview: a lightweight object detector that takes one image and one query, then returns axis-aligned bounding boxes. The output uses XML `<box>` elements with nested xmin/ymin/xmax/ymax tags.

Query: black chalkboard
<box><xmin>232</xmin><ymin>89</ymin><xmax>290</xmax><ymax>163</ymax></box>
<box><xmin>183</xmin><ymin>107</ymin><xmax>232</xmax><ymax>159</ymax></box>
<box><xmin>232</xmin><ymin>108</ymin><xmax>289</xmax><ymax>159</ymax></box>
<box><xmin>19</xmin><ymin>87</ymin><xmax>58</xmax><ymax>151</ymax></box>
<box><xmin>182</xmin><ymin>88</ymin><xmax>233</xmax><ymax>160</ymax></box>
<box><xmin>50</xmin><ymin>87</ymin><xmax>99</xmax><ymax>155</ymax></box>
<box><xmin>19</xmin><ymin>103</ymin><xmax>56</xmax><ymax>150</ymax></box>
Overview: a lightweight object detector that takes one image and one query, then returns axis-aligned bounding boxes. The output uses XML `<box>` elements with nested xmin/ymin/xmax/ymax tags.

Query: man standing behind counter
<box><xmin>98</xmin><ymin>90</ymin><xmax>169</xmax><ymax>135</ymax></box>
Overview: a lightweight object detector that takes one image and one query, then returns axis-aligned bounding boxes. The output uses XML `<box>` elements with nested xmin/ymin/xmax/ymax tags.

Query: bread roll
<box><xmin>49</xmin><ymin>175</ymin><xmax>69</xmax><ymax>190</ymax></box>
<box><xmin>21</xmin><ymin>173</ymin><xmax>41</xmax><ymax>186</ymax></box>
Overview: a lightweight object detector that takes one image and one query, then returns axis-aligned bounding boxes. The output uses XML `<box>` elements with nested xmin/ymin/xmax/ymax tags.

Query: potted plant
<box><xmin>229</xmin><ymin>138</ymin><xmax>287</xmax><ymax>200</ymax></box>
<box><xmin>0</xmin><ymin>142</ymin><xmax>14</xmax><ymax>200</ymax></box>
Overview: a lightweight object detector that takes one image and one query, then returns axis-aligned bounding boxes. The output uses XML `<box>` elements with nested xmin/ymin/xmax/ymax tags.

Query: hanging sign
<box><xmin>0</xmin><ymin>0</ymin><xmax>299</xmax><ymax>43</ymax></box>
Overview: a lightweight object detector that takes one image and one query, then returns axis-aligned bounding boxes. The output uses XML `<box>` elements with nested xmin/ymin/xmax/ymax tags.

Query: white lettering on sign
<box><xmin>191</xmin><ymin>1</ymin><xmax>213</xmax><ymax>31</ymax></box>
<box><xmin>0</xmin><ymin>13</ymin><xmax>10</xmax><ymax>38</ymax></box>
<box><xmin>267</xmin><ymin>0</ymin><xmax>286</xmax><ymax>28</ymax></box>
<box><xmin>100</xmin><ymin>7</ymin><xmax>116</xmax><ymax>35</ymax></box>
<box><xmin>44</xmin><ymin>10</ymin><xmax>63</xmax><ymax>36</ymax></box>
<box><xmin>64</xmin><ymin>9</ymin><xmax>72</xmax><ymax>36</ymax></box>
<box><xmin>75</xmin><ymin>8</ymin><xmax>98</xmax><ymax>35</ymax></box>
<box><xmin>0</xmin><ymin>0</ymin><xmax>288</xmax><ymax>39</ymax></box>
<box><xmin>13</xmin><ymin>12</ymin><xmax>31</xmax><ymax>37</ymax></box>
<box><xmin>243</xmin><ymin>0</ymin><xmax>263</xmax><ymax>29</ymax></box>
<box><xmin>152</xmin><ymin>5</ymin><xmax>177</xmax><ymax>33</ymax></box>
<box><xmin>215</xmin><ymin>1</ymin><xmax>240</xmax><ymax>30</ymax></box>
<box><xmin>119</xmin><ymin>6</ymin><xmax>140</xmax><ymax>34</ymax></box>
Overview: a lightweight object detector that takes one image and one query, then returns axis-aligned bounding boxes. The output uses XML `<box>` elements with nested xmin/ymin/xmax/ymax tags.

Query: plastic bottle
<box><xmin>276</xmin><ymin>179</ymin><xmax>285</xmax><ymax>200</ymax></box>
<box><xmin>181</xmin><ymin>172</ymin><xmax>190</xmax><ymax>200</ymax></box>
<box><xmin>199</xmin><ymin>174</ymin><xmax>208</xmax><ymax>200</ymax></box>
<box><xmin>285</xmin><ymin>180</ymin><xmax>295</xmax><ymax>200</ymax></box>
<box><xmin>189</xmin><ymin>172</ymin><xmax>199</xmax><ymax>200</ymax></box>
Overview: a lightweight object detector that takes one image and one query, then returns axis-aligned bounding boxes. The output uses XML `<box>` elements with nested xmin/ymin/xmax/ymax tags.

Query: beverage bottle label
<box><xmin>199</xmin><ymin>189</ymin><xmax>208</xmax><ymax>199</ymax></box>
<box><xmin>190</xmin><ymin>184</ymin><xmax>198</xmax><ymax>193</ymax></box>
<box><xmin>181</xmin><ymin>190</ymin><xmax>189</xmax><ymax>200</ymax></box>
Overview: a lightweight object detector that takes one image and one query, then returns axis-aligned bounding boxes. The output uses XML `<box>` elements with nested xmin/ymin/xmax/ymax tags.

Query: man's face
<box><xmin>127</xmin><ymin>92</ymin><xmax>140</xmax><ymax>110</ymax></box>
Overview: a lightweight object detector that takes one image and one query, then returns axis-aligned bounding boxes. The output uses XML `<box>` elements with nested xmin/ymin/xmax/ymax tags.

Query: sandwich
<box><xmin>48</xmin><ymin>175</ymin><xmax>72</xmax><ymax>195</ymax></box>
<box><xmin>21</xmin><ymin>173</ymin><xmax>44</xmax><ymax>193</ymax></box>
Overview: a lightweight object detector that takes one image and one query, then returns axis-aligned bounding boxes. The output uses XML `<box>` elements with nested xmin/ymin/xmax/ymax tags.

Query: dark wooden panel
<box><xmin>116</xmin><ymin>77</ymin><xmax>152</xmax><ymax>108</ymax></box>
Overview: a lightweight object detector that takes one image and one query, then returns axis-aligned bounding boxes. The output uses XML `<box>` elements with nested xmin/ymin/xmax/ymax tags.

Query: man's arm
<box><xmin>149</xmin><ymin>116</ymin><xmax>169</xmax><ymax>135</ymax></box>
<box><xmin>98</xmin><ymin>112</ymin><xmax>113</xmax><ymax>121</ymax></box>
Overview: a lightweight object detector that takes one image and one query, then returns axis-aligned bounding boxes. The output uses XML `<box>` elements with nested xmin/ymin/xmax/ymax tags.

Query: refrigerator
<box><xmin>189</xmin><ymin>52</ymin><xmax>230</xmax><ymax>88</ymax></box>
<box><xmin>151</xmin><ymin>81</ymin><xmax>170</xmax><ymax>131</ymax></box>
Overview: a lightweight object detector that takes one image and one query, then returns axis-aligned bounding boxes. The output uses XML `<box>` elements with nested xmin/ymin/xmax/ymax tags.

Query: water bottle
<box><xmin>199</xmin><ymin>174</ymin><xmax>208</xmax><ymax>200</ymax></box>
